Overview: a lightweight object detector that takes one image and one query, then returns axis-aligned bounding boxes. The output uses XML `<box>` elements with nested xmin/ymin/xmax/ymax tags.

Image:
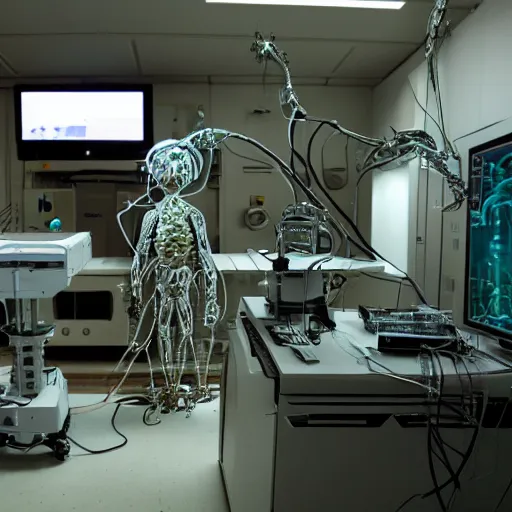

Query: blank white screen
<box><xmin>21</xmin><ymin>91</ymin><xmax>144</xmax><ymax>141</ymax></box>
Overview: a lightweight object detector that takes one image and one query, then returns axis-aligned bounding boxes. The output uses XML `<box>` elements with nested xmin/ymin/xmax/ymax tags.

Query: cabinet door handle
<box><xmin>288</xmin><ymin>413</ymin><xmax>390</xmax><ymax>428</ymax></box>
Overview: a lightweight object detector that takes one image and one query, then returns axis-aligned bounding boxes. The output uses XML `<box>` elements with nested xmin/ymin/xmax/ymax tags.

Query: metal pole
<box><xmin>13</xmin><ymin>269</ymin><xmax>22</xmax><ymax>333</ymax></box>
<box><xmin>31</xmin><ymin>299</ymin><xmax>38</xmax><ymax>333</ymax></box>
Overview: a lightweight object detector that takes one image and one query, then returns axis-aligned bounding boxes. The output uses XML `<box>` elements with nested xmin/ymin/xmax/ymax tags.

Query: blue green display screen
<box><xmin>465</xmin><ymin>133</ymin><xmax>512</xmax><ymax>339</ymax></box>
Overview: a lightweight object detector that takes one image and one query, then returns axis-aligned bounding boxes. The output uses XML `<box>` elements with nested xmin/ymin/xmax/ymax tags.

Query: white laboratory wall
<box><xmin>370</xmin><ymin>0</ymin><xmax>512</xmax><ymax>320</ymax></box>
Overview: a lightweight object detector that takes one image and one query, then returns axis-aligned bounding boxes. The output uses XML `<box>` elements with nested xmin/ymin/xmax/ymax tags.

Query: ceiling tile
<box><xmin>0</xmin><ymin>35</ymin><xmax>138</xmax><ymax>77</ymax></box>
<box><xmin>0</xmin><ymin>0</ymin><xmax>472</xmax><ymax>45</ymax></box>
<box><xmin>327</xmin><ymin>77</ymin><xmax>381</xmax><ymax>87</ymax></box>
<box><xmin>136</xmin><ymin>36</ymin><xmax>352</xmax><ymax>77</ymax></box>
<box><xmin>209</xmin><ymin>75</ymin><xmax>325</xmax><ymax>85</ymax></box>
<box><xmin>335</xmin><ymin>42</ymin><xmax>418</xmax><ymax>79</ymax></box>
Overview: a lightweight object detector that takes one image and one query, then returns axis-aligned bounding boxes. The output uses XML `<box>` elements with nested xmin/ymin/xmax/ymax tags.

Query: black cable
<box><xmin>427</xmin><ymin>350</ymin><xmax>449</xmax><ymax>511</ymax></box>
<box><xmin>395</xmin><ymin>494</ymin><xmax>422</xmax><ymax>511</ymax></box>
<box><xmin>222</xmin><ymin>142</ymin><xmax>273</xmax><ymax>169</ymax></box>
<box><xmin>360</xmin><ymin>271</ymin><xmax>409</xmax><ymax>286</ymax></box>
<box><xmin>408</xmin><ymin>80</ymin><xmax>447</xmax><ymax>148</ymax></box>
<box><xmin>68</xmin><ymin>397</ymin><xmax>147</xmax><ymax>455</ymax></box>
<box><xmin>227</xmin><ymin>131</ymin><xmax>377</xmax><ymax>261</ymax></box>
<box><xmin>494</xmin><ymin>476</ymin><xmax>512</xmax><ymax>511</ymax></box>
<box><xmin>289</xmin><ymin>114</ymin><xmax>312</xmax><ymax>189</ymax></box>
<box><xmin>0</xmin><ymin>397</ymin><xmax>32</xmax><ymax>407</ymax></box>
<box><xmin>306</xmin><ymin>121</ymin><xmax>376</xmax><ymax>258</ymax></box>
<box><xmin>306</xmin><ymin>121</ymin><xmax>429</xmax><ymax>306</ymax></box>
<box><xmin>431</xmin><ymin>350</ymin><xmax>461</xmax><ymax>494</ymax></box>
<box><xmin>422</xmin><ymin>379</ymin><xmax>480</xmax><ymax>501</ymax></box>
<box><xmin>427</xmin><ymin>416</ymin><xmax>448</xmax><ymax>511</ymax></box>
<box><xmin>396</xmin><ymin>349</ymin><xmax>480</xmax><ymax>511</ymax></box>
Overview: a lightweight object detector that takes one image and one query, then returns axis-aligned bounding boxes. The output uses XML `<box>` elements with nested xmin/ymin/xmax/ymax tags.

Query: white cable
<box><xmin>332</xmin><ymin>330</ymin><xmax>437</xmax><ymax>394</ymax></box>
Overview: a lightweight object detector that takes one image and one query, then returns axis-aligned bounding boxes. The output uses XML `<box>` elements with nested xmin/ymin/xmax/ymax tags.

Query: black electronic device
<box><xmin>378</xmin><ymin>333</ymin><xmax>459</xmax><ymax>353</ymax></box>
<box><xmin>464</xmin><ymin>132</ymin><xmax>512</xmax><ymax>345</ymax></box>
<box><xmin>359</xmin><ymin>305</ymin><xmax>456</xmax><ymax>337</ymax></box>
<box><xmin>14</xmin><ymin>84</ymin><xmax>154</xmax><ymax>161</ymax></box>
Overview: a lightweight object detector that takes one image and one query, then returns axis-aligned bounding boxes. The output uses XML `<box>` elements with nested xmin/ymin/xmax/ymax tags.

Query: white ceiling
<box><xmin>0</xmin><ymin>0</ymin><xmax>479</xmax><ymax>86</ymax></box>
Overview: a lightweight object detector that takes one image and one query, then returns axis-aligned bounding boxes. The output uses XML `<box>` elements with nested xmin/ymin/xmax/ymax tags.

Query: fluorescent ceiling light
<box><xmin>205</xmin><ymin>0</ymin><xmax>405</xmax><ymax>9</ymax></box>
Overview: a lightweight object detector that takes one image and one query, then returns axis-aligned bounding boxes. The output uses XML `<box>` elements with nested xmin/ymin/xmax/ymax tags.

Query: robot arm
<box><xmin>250</xmin><ymin>32</ymin><xmax>306</xmax><ymax>119</ymax></box>
<box><xmin>250</xmin><ymin>29</ymin><xmax>468</xmax><ymax>213</ymax></box>
<box><xmin>426</xmin><ymin>0</ymin><xmax>449</xmax><ymax>61</ymax></box>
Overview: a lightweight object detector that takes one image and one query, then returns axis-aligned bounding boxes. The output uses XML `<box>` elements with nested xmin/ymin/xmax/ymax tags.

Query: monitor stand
<box><xmin>499</xmin><ymin>339</ymin><xmax>512</xmax><ymax>351</ymax></box>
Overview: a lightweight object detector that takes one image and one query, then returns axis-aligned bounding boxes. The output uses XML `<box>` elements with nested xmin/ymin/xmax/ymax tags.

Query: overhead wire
<box><xmin>306</xmin><ymin>121</ymin><xmax>429</xmax><ymax>305</ymax></box>
<box><xmin>288</xmin><ymin>108</ymin><xmax>312</xmax><ymax>189</ymax></box>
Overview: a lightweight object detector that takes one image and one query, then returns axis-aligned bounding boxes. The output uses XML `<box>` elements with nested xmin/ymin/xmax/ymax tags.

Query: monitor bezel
<box><xmin>463</xmin><ymin>131</ymin><xmax>512</xmax><ymax>342</ymax></box>
<box><xmin>13</xmin><ymin>83</ymin><xmax>154</xmax><ymax>161</ymax></box>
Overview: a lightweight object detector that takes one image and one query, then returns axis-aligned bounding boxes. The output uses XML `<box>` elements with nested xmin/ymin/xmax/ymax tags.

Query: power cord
<box><xmin>68</xmin><ymin>397</ymin><xmax>149</xmax><ymax>455</ymax></box>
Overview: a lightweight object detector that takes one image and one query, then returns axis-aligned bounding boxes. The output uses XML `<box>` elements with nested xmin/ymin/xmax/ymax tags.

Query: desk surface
<box><xmin>79</xmin><ymin>257</ymin><xmax>132</xmax><ymax>276</ymax></box>
<box><xmin>241</xmin><ymin>297</ymin><xmax>512</xmax><ymax>396</ymax></box>
<box><xmin>77</xmin><ymin>254</ymin><xmax>404</xmax><ymax>278</ymax></box>
<box><xmin>213</xmin><ymin>252</ymin><xmax>403</xmax><ymax>276</ymax></box>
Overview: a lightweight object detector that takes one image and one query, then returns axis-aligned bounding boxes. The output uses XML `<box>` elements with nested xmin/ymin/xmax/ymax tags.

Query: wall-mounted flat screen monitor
<box><xmin>14</xmin><ymin>84</ymin><xmax>153</xmax><ymax>161</ymax></box>
<box><xmin>465</xmin><ymin>132</ymin><xmax>512</xmax><ymax>342</ymax></box>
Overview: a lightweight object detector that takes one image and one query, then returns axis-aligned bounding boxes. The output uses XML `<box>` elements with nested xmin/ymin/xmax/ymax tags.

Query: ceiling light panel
<box><xmin>205</xmin><ymin>0</ymin><xmax>405</xmax><ymax>9</ymax></box>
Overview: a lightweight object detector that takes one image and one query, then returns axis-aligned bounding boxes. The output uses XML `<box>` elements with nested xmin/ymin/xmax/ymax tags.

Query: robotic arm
<box><xmin>250</xmin><ymin>32</ymin><xmax>307</xmax><ymax>120</ymax></box>
<box><xmin>250</xmin><ymin>26</ymin><xmax>468</xmax><ymax>213</ymax></box>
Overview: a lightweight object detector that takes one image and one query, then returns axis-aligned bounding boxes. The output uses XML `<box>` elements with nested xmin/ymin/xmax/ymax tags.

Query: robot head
<box><xmin>146</xmin><ymin>139</ymin><xmax>203</xmax><ymax>194</ymax></box>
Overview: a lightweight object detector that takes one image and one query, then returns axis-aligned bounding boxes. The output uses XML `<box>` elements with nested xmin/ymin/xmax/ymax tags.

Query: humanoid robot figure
<box><xmin>117</xmin><ymin>138</ymin><xmax>221</xmax><ymax>421</ymax></box>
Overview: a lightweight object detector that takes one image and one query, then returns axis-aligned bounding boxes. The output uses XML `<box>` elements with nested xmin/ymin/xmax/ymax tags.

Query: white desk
<box><xmin>212</xmin><ymin>252</ymin><xmax>402</xmax><ymax>277</ymax></box>
<box><xmin>219</xmin><ymin>296</ymin><xmax>512</xmax><ymax>512</ymax></box>
<box><xmin>78</xmin><ymin>257</ymin><xmax>132</xmax><ymax>276</ymax></box>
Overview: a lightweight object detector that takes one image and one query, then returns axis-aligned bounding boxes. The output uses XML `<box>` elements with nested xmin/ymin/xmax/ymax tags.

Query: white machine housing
<box><xmin>0</xmin><ymin>233</ymin><xmax>92</xmax><ymax>299</ymax></box>
<box><xmin>0</xmin><ymin>232</ymin><xmax>92</xmax><ymax>449</ymax></box>
<box><xmin>219</xmin><ymin>297</ymin><xmax>512</xmax><ymax>512</ymax></box>
<box><xmin>38</xmin><ymin>257</ymin><xmax>133</xmax><ymax>347</ymax></box>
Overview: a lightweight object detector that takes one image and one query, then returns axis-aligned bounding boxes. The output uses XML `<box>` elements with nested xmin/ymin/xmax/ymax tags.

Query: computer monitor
<box><xmin>465</xmin><ymin>132</ymin><xmax>512</xmax><ymax>343</ymax></box>
<box><xmin>14</xmin><ymin>84</ymin><xmax>154</xmax><ymax>161</ymax></box>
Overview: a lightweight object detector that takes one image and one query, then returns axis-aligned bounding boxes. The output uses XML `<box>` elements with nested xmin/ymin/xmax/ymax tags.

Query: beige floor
<box><xmin>0</xmin><ymin>395</ymin><xmax>229</xmax><ymax>512</ymax></box>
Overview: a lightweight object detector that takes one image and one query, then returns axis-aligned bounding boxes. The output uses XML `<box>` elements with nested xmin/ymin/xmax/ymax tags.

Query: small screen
<box><xmin>20</xmin><ymin>91</ymin><xmax>144</xmax><ymax>142</ymax></box>
<box><xmin>466</xmin><ymin>134</ymin><xmax>512</xmax><ymax>337</ymax></box>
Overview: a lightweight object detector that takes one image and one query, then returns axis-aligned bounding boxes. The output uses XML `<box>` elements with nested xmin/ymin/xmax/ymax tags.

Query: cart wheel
<box><xmin>54</xmin><ymin>439</ymin><xmax>70</xmax><ymax>461</ymax></box>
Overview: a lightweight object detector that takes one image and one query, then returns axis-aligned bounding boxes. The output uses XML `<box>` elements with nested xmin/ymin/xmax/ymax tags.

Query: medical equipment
<box><xmin>37</xmin><ymin>258</ymin><xmax>133</xmax><ymax>347</ymax></box>
<box><xmin>262</xmin><ymin>202</ymin><xmax>335</xmax><ymax>324</ymax></box>
<box><xmin>219</xmin><ymin>297</ymin><xmax>512</xmax><ymax>512</ymax></box>
<box><xmin>0</xmin><ymin>232</ymin><xmax>92</xmax><ymax>459</ymax></box>
<box><xmin>465</xmin><ymin>132</ymin><xmax>512</xmax><ymax>345</ymax></box>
